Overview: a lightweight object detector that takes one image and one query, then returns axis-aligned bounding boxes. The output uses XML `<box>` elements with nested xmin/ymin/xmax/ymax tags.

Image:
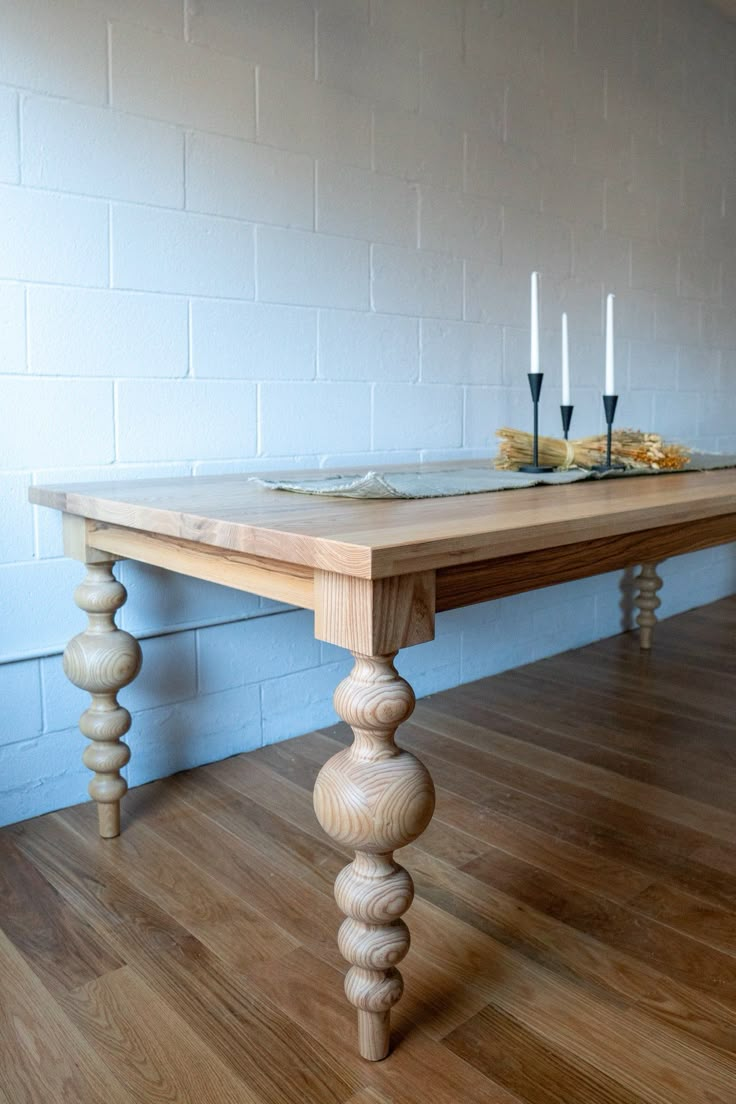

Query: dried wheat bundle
<box><xmin>495</xmin><ymin>428</ymin><xmax>691</xmax><ymax>472</ymax></box>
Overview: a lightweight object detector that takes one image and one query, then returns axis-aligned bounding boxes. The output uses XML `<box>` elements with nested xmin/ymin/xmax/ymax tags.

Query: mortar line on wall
<box><xmin>22</xmin><ymin>285</ymin><xmax>29</xmax><ymax>371</ymax></box>
<box><xmin>254</xmin><ymin>64</ymin><xmax>261</xmax><ymax>140</ymax></box>
<box><xmin>112</xmin><ymin>379</ymin><xmax>119</xmax><ymax>461</ymax></box>
<box><xmin>186</xmin><ymin>298</ymin><xmax>193</xmax><ymax>377</ymax></box>
<box><xmin>0</xmin><ymin>605</ymin><xmax>299</xmax><ymax>668</ymax></box>
<box><xmin>182</xmin><ymin>130</ymin><xmax>188</xmax><ymax>209</ymax></box>
<box><xmin>107</xmin><ymin>202</ymin><xmax>113</xmax><ymax>287</ymax></box>
<box><xmin>192</xmin><ymin>622</ymin><xmax>200</xmax><ymax>697</ymax></box>
<box><xmin>461</xmin><ymin>131</ymin><xmax>468</xmax><ymax>193</ymax></box>
<box><xmin>461</xmin><ymin>258</ymin><xmax>467</xmax><ymax>322</ymax></box>
<box><xmin>253</xmin><ymin>221</ymin><xmax>259</xmax><ymax>302</ymax></box>
<box><xmin>417</xmin><ymin>315</ymin><xmax>423</xmax><ymax>381</ymax></box>
<box><xmin>415</xmin><ymin>181</ymin><xmax>421</xmax><ymax>250</ymax></box>
<box><xmin>258</xmin><ymin>681</ymin><xmax>265</xmax><ymax>747</ymax></box>
<box><xmin>502</xmin><ymin>81</ymin><xmax>509</xmax><ymax>143</ymax></box>
<box><xmin>37</xmin><ymin>655</ymin><xmax>48</xmax><ymax>731</ymax></box>
<box><xmin>315</xmin><ymin>309</ymin><xmax>322</xmax><ymax>379</ymax></box>
<box><xmin>15</xmin><ymin>89</ymin><xmax>22</xmax><ymax>179</ymax></box>
<box><xmin>31</xmin><ymin>497</ymin><xmax>41</xmax><ymax>561</ymax></box>
<box><xmin>371</xmin><ymin>381</ymin><xmax>378</xmax><ymax>449</ymax></box>
<box><xmin>313</xmin><ymin>159</ymin><xmax>318</xmax><ymax>233</ymax></box>
<box><xmin>313</xmin><ymin>8</ymin><xmax>319</xmax><ymax>82</ymax></box>
<box><xmin>369</xmin><ymin>106</ymin><xmax>375</xmax><ymax>172</ymax></box>
<box><xmin>105</xmin><ymin>20</ymin><xmax>113</xmax><ymax>106</ymax></box>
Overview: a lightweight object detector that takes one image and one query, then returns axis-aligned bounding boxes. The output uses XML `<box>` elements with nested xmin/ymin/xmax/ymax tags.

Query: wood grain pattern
<box><xmin>63</xmin><ymin>561</ymin><xmax>142</xmax><ymax>837</ymax></box>
<box><xmin>0</xmin><ymin>928</ymin><xmax>133</xmax><ymax>1104</ymax></box>
<box><xmin>313</xmin><ymin>653</ymin><xmax>435</xmax><ymax>1060</ymax></box>
<box><xmin>436</xmin><ymin>513</ymin><xmax>736</xmax><ymax>609</ymax></box>
<box><xmin>3</xmin><ymin>596</ymin><xmax>736</xmax><ymax>1102</ymax></box>
<box><xmin>63</xmin><ymin>512</ymin><xmax>122</xmax><ymax>564</ymax></box>
<box><xmin>30</xmin><ymin>463</ymin><xmax>736</xmax><ymax>579</ymax></box>
<box><xmin>61</xmin><ymin>966</ymin><xmax>265</xmax><ymax>1104</ymax></box>
<box><xmin>0</xmin><ymin>834</ymin><xmax>122</xmax><ymax>996</ymax></box>
<box><xmin>87</xmin><ymin>522</ymin><xmax>315</xmax><ymax>608</ymax></box>
<box><xmin>635</xmin><ymin>562</ymin><xmax>663</xmax><ymax>649</ymax></box>
<box><xmin>9</xmin><ymin>813</ymin><xmax>354</xmax><ymax>1104</ymax></box>
<box><xmin>314</xmin><ymin>571</ymin><xmax>435</xmax><ymax>653</ymax></box>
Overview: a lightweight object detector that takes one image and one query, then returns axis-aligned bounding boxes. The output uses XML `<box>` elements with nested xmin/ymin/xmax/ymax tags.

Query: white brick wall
<box><xmin>23</xmin><ymin>97</ymin><xmax>185</xmax><ymax>207</ymax></box>
<box><xmin>0</xmin><ymin>88</ymin><xmax>19</xmax><ymax>183</ymax></box>
<box><xmin>28</xmin><ymin>287</ymin><xmax>189</xmax><ymax>377</ymax></box>
<box><xmin>1</xmin><ymin>0</ymin><xmax>735</xmax><ymax>827</ymax></box>
<box><xmin>111</xmin><ymin>205</ymin><xmax>255</xmax><ymax>297</ymax></box>
<box><xmin>109</xmin><ymin>21</ymin><xmax>255</xmax><ymax>137</ymax></box>
<box><xmin>0</xmin><ymin>186</ymin><xmax>108</xmax><ymax>284</ymax></box>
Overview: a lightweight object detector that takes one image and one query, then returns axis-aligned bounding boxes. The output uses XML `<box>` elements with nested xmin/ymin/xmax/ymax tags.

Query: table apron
<box><xmin>83</xmin><ymin>521</ymin><xmax>315</xmax><ymax>610</ymax></box>
<box><xmin>74</xmin><ymin>512</ymin><xmax>736</xmax><ymax>619</ymax></box>
<box><xmin>435</xmin><ymin>511</ymin><xmax>736</xmax><ymax>612</ymax></box>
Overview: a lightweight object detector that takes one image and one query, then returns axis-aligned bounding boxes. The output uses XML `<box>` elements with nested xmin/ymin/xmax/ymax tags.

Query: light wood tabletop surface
<box><xmin>29</xmin><ymin>462</ymin><xmax>736</xmax><ymax>1062</ymax></box>
<box><xmin>30</xmin><ymin>463</ymin><xmax>736</xmax><ymax>577</ymax></box>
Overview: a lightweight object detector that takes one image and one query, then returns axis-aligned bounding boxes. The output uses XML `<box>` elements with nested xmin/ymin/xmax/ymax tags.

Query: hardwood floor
<box><xmin>2</xmin><ymin>595</ymin><xmax>736</xmax><ymax>1103</ymax></box>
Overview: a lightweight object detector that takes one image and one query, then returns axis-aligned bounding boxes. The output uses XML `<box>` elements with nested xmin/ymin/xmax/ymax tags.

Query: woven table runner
<box><xmin>253</xmin><ymin>452</ymin><xmax>736</xmax><ymax>500</ymax></box>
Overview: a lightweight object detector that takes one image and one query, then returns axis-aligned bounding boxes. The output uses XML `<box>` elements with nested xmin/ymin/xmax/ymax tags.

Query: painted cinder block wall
<box><xmin>1</xmin><ymin>0</ymin><xmax>735</xmax><ymax>826</ymax></box>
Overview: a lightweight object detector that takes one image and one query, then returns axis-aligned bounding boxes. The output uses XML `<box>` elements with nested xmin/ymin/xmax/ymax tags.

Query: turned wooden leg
<box><xmin>313</xmin><ymin>653</ymin><xmax>435</xmax><ymax>1061</ymax></box>
<box><xmin>635</xmin><ymin>562</ymin><xmax>663</xmax><ymax>651</ymax></box>
<box><xmin>63</xmin><ymin>561</ymin><xmax>141</xmax><ymax>837</ymax></box>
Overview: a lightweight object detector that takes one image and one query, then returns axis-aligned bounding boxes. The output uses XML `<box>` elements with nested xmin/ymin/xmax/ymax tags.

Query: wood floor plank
<box><xmin>536</xmin><ymin>649</ymin><xmax>736</xmax><ymax>728</ymax></box>
<box><xmin>414</xmin><ymin>693</ymin><xmax>736</xmax><ymax>806</ymax></box>
<box><xmin>122</xmin><ymin>786</ymin><xmax>345</xmax><ymax>966</ymax></box>
<box><xmin>0</xmin><ymin>928</ymin><xmax>133</xmax><ymax>1104</ymax></box>
<box><xmin>444</xmin><ymin>1004</ymin><xmax>646</xmax><ymax>1104</ymax></box>
<box><xmin>451</xmin><ymin>667</ymin><xmax>736</xmax><ymax>761</ymax></box>
<box><xmin>691</xmin><ymin>840</ymin><xmax>736</xmax><ymax>878</ymax></box>
<box><xmin>10</xmin><ymin>815</ymin><xmax>358</xmax><ymax>1104</ymax></box>
<box><xmin>60</xmin><ymin>802</ymin><xmax>299</xmax><ymax>972</ymax></box>
<box><xmin>0</xmin><ymin>833</ymin><xmax>122</xmax><ymax>997</ymax></box>
<box><xmin>204</xmin><ymin>728</ymin><xmax>736</xmax><ymax>1090</ymax></box>
<box><xmin>424</xmin><ymin>788</ymin><xmax>654</xmax><ymax>904</ymax></box>
<box><xmin>400</xmin><ymin>705</ymin><xmax>736</xmax><ymax>843</ymax></box>
<box><xmin>461</xmin><ymin>847</ymin><xmax>736</xmax><ymax>1009</ymax></box>
<box><xmin>216</xmin><ymin>717</ymin><xmax>736</xmax><ymax>959</ymax></box>
<box><xmin>392</xmin><ymin>728</ymin><xmax>736</xmax><ymax>912</ymax></box>
<box><xmin>401</xmin><ymin>900</ymin><xmax>736</xmax><ymax>1104</ymax></box>
<box><xmin>245</xmin><ymin>945</ymin><xmax>526</xmax><ymax>1104</ymax></box>
<box><xmin>624</xmin><ymin>880</ymin><xmax>736</xmax><ymax>958</ymax></box>
<box><xmin>203</xmin><ymin>748</ymin><xmax>489</xmax><ymax>874</ymax></box>
<box><xmin>2</xmin><ymin>594</ymin><xmax>735</xmax><ymax>1103</ymax></box>
<box><xmin>60</xmin><ymin>965</ymin><xmax>266</xmax><ymax>1104</ymax></box>
<box><xmin>402</xmin><ymin>847</ymin><xmax>736</xmax><ymax>1061</ymax></box>
<box><xmin>311</xmin><ymin>719</ymin><xmax>736</xmax><ymax>914</ymax></box>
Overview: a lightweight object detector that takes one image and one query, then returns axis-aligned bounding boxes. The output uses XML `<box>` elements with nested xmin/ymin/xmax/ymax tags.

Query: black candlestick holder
<box><xmin>560</xmin><ymin>404</ymin><xmax>574</xmax><ymax>440</ymax></box>
<box><xmin>591</xmin><ymin>393</ymin><xmax>625</xmax><ymax>472</ymax></box>
<box><xmin>519</xmin><ymin>372</ymin><xmax>554</xmax><ymax>473</ymax></box>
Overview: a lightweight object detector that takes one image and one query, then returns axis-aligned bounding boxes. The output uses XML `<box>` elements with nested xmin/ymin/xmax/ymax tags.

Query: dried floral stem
<box><xmin>495</xmin><ymin>428</ymin><xmax>691</xmax><ymax>472</ymax></box>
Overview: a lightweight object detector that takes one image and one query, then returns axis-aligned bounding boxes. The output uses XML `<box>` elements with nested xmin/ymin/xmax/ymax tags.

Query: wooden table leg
<box><xmin>63</xmin><ymin>561</ymin><xmax>142</xmax><ymax>838</ymax></box>
<box><xmin>635</xmin><ymin>562</ymin><xmax>663</xmax><ymax>651</ymax></box>
<box><xmin>313</xmin><ymin>652</ymin><xmax>435</xmax><ymax>1060</ymax></box>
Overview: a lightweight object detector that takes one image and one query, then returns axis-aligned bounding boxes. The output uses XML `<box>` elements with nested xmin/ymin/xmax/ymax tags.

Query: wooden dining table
<box><xmin>30</xmin><ymin>463</ymin><xmax>736</xmax><ymax>1062</ymax></box>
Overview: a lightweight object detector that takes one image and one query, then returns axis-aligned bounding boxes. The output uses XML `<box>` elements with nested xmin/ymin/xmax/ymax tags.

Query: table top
<box><xmin>31</xmin><ymin>463</ymin><xmax>736</xmax><ymax>579</ymax></box>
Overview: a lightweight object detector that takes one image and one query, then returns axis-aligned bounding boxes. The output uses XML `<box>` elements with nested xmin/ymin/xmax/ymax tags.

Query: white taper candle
<box><xmin>605</xmin><ymin>293</ymin><xmax>615</xmax><ymax>395</ymax></box>
<box><xmin>530</xmin><ymin>271</ymin><xmax>540</xmax><ymax>374</ymax></box>
<box><xmin>561</xmin><ymin>312</ymin><xmax>570</xmax><ymax>405</ymax></box>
